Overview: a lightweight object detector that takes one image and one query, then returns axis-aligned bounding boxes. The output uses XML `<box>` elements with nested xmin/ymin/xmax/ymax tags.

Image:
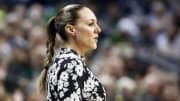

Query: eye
<box><xmin>88</xmin><ymin>22</ymin><xmax>94</xmax><ymax>26</ymax></box>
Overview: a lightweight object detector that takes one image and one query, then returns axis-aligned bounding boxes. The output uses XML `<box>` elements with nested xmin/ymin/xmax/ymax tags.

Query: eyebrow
<box><xmin>89</xmin><ymin>18</ymin><xmax>97</xmax><ymax>22</ymax></box>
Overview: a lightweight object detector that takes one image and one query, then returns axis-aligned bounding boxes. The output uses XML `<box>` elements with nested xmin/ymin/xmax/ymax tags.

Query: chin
<box><xmin>91</xmin><ymin>44</ymin><xmax>97</xmax><ymax>50</ymax></box>
<box><xmin>86</xmin><ymin>43</ymin><xmax>97</xmax><ymax>51</ymax></box>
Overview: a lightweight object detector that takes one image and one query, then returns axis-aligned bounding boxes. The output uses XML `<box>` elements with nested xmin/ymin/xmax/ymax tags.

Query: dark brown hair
<box><xmin>38</xmin><ymin>4</ymin><xmax>84</xmax><ymax>93</ymax></box>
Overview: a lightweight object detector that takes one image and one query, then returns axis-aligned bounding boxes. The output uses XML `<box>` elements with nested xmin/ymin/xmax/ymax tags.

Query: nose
<box><xmin>95</xmin><ymin>23</ymin><xmax>102</xmax><ymax>33</ymax></box>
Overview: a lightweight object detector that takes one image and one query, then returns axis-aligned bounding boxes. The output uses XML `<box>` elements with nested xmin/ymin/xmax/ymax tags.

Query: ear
<box><xmin>65</xmin><ymin>24</ymin><xmax>76</xmax><ymax>36</ymax></box>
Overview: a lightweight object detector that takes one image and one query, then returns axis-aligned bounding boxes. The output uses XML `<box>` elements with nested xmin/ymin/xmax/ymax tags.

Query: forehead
<box><xmin>77</xmin><ymin>7</ymin><xmax>97</xmax><ymax>22</ymax></box>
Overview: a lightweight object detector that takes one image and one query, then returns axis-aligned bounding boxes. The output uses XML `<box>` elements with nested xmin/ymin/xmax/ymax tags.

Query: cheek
<box><xmin>77</xmin><ymin>32</ymin><xmax>92</xmax><ymax>43</ymax></box>
<box><xmin>76</xmin><ymin>27</ymin><xmax>93</xmax><ymax>41</ymax></box>
<box><xmin>76</xmin><ymin>32</ymin><xmax>96</xmax><ymax>49</ymax></box>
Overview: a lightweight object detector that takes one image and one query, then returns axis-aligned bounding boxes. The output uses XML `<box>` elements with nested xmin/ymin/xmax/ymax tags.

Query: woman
<box><xmin>39</xmin><ymin>4</ymin><xmax>106</xmax><ymax>101</ymax></box>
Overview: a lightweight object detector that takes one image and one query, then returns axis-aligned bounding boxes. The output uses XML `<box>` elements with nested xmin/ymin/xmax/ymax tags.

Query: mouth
<box><xmin>94</xmin><ymin>37</ymin><xmax>98</xmax><ymax>42</ymax></box>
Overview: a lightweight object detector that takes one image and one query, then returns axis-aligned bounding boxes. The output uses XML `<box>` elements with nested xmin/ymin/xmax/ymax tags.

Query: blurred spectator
<box><xmin>30</xmin><ymin>44</ymin><xmax>46</xmax><ymax>78</ymax></box>
<box><xmin>148</xmin><ymin>0</ymin><xmax>172</xmax><ymax>34</ymax></box>
<box><xmin>137</xmin><ymin>65</ymin><xmax>163</xmax><ymax>101</ymax></box>
<box><xmin>137</xmin><ymin>24</ymin><xmax>155</xmax><ymax>48</ymax></box>
<box><xmin>12</xmin><ymin>89</ymin><xmax>24</xmax><ymax>101</ymax></box>
<box><xmin>0</xmin><ymin>54</ymin><xmax>12</xmax><ymax>101</ymax></box>
<box><xmin>5</xmin><ymin>43</ymin><xmax>33</xmax><ymax>93</ymax></box>
<box><xmin>25</xmin><ymin>80</ymin><xmax>45</xmax><ymax>101</ymax></box>
<box><xmin>99</xmin><ymin>74</ymin><xmax>116</xmax><ymax>101</ymax></box>
<box><xmin>27</xmin><ymin>3</ymin><xmax>45</xmax><ymax>26</ymax></box>
<box><xmin>116</xmin><ymin>76</ymin><xmax>137</xmax><ymax>101</ymax></box>
<box><xmin>0</xmin><ymin>0</ymin><xmax>180</xmax><ymax>101</ymax></box>
<box><xmin>160</xmin><ymin>81</ymin><xmax>180</xmax><ymax>101</ymax></box>
<box><xmin>155</xmin><ymin>12</ymin><xmax>180</xmax><ymax>59</ymax></box>
<box><xmin>0</xmin><ymin>25</ymin><xmax>12</xmax><ymax>62</ymax></box>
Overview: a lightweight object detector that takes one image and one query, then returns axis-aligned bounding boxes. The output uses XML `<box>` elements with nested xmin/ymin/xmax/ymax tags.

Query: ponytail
<box><xmin>39</xmin><ymin>17</ymin><xmax>56</xmax><ymax>94</ymax></box>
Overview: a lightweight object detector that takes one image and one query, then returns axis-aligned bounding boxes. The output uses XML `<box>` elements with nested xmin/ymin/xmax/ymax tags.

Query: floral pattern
<box><xmin>46</xmin><ymin>48</ymin><xmax>106</xmax><ymax>101</ymax></box>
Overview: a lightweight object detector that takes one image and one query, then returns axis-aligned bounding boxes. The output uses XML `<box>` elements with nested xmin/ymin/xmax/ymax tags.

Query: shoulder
<box><xmin>54</xmin><ymin>53</ymin><xmax>83</xmax><ymax>67</ymax></box>
<box><xmin>48</xmin><ymin>48</ymin><xmax>85</xmax><ymax>76</ymax></box>
<box><xmin>50</xmin><ymin>54</ymin><xmax>84</xmax><ymax>77</ymax></box>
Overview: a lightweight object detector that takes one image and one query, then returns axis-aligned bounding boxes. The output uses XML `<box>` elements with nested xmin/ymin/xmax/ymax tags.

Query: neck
<box><xmin>64</xmin><ymin>41</ymin><xmax>86</xmax><ymax>56</ymax></box>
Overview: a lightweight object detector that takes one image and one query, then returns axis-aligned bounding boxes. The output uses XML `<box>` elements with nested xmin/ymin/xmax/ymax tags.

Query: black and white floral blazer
<box><xmin>46</xmin><ymin>48</ymin><xmax>106</xmax><ymax>101</ymax></box>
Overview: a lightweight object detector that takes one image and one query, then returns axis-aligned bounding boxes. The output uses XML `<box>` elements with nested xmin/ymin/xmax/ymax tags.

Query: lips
<box><xmin>94</xmin><ymin>37</ymin><xmax>98</xmax><ymax>42</ymax></box>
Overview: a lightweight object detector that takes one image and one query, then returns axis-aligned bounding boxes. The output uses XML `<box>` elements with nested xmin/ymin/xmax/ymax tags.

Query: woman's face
<box><xmin>73</xmin><ymin>7</ymin><xmax>101</xmax><ymax>51</ymax></box>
